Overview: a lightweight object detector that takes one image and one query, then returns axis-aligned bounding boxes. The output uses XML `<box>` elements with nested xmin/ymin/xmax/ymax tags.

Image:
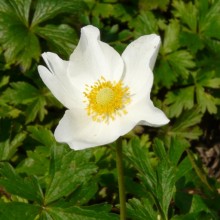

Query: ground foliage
<box><xmin>0</xmin><ymin>0</ymin><xmax>220</xmax><ymax>219</ymax></box>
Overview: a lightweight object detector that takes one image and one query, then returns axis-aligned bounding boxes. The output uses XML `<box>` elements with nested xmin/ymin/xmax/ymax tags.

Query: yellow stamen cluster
<box><xmin>84</xmin><ymin>76</ymin><xmax>131</xmax><ymax>123</ymax></box>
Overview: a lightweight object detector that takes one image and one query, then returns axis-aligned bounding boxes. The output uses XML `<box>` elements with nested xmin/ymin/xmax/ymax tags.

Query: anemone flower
<box><xmin>38</xmin><ymin>25</ymin><xmax>169</xmax><ymax>150</ymax></box>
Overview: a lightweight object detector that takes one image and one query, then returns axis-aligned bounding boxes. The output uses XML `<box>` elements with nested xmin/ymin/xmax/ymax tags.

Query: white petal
<box><xmin>126</xmin><ymin>67</ymin><xmax>154</xmax><ymax>104</ymax></box>
<box><xmin>122</xmin><ymin>34</ymin><xmax>161</xmax><ymax>71</ymax></box>
<box><xmin>67</xmin><ymin>25</ymin><xmax>124</xmax><ymax>93</ymax></box>
<box><xmin>132</xmin><ymin>99</ymin><xmax>170</xmax><ymax>127</ymax></box>
<box><xmin>38</xmin><ymin>53</ymin><xmax>82</xmax><ymax>109</ymax></box>
<box><xmin>54</xmin><ymin>108</ymin><xmax>137</xmax><ymax>150</ymax></box>
<box><xmin>41</xmin><ymin>52</ymin><xmax>67</xmax><ymax>76</ymax></box>
<box><xmin>122</xmin><ymin>35</ymin><xmax>160</xmax><ymax>98</ymax></box>
<box><xmin>54</xmin><ymin>97</ymin><xmax>169</xmax><ymax>150</ymax></box>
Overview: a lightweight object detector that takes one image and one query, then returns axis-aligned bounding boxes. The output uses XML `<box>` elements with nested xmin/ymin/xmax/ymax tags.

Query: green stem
<box><xmin>115</xmin><ymin>138</ymin><xmax>126</xmax><ymax>220</ymax></box>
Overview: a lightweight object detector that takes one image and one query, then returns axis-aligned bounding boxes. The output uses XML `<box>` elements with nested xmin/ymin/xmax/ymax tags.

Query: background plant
<box><xmin>0</xmin><ymin>0</ymin><xmax>220</xmax><ymax>219</ymax></box>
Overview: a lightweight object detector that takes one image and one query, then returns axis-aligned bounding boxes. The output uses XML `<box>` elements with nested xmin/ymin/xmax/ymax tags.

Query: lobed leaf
<box><xmin>170</xmin><ymin>109</ymin><xmax>203</xmax><ymax>140</ymax></box>
<box><xmin>44</xmin><ymin>146</ymin><xmax>97</xmax><ymax>204</ymax></box>
<box><xmin>162</xmin><ymin>19</ymin><xmax>180</xmax><ymax>54</ymax></box>
<box><xmin>0</xmin><ymin>132</ymin><xmax>26</xmax><ymax>161</ymax></box>
<box><xmin>16</xmin><ymin>146</ymin><xmax>50</xmax><ymax>176</ymax></box>
<box><xmin>165</xmin><ymin>86</ymin><xmax>194</xmax><ymax>118</ymax></box>
<box><xmin>2</xmin><ymin>82</ymin><xmax>40</xmax><ymax>104</ymax></box>
<box><xmin>45</xmin><ymin>204</ymin><xmax>118</xmax><ymax>220</ymax></box>
<box><xmin>36</xmin><ymin>24</ymin><xmax>77</xmax><ymax>58</ymax></box>
<box><xmin>168</xmin><ymin>137</ymin><xmax>190</xmax><ymax>166</ymax></box>
<box><xmin>0</xmin><ymin>162</ymin><xmax>43</xmax><ymax>203</ymax></box>
<box><xmin>69</xmin><ymin>181</ymin><xmax>98</xmax><ymax>206</ymax></box>
<box><xmin>200</xmin><ymin>0</ymin><xmax>220</xmax><ymax>39</ymax></box>
<box><xmin>27</xmin><ymin>126</ymin><xmax>55</xmax><ymax>147</ymax></box>
<box><xmin>153</xmin><ymin>139</ymin><xmax>176</xmax><ymax>218</ymax></box>
<box><xmin>172</xmin><ymin>1</ymin><xmax>198</xmax><ymax>32</ymax></box>
<box><xmin>2</xmin><ymin>81</ymin><xmax>48</xmax><ymax>122</ymax></box>
<box><xmin>31</xmin><ymin>0</ymin><xmax>83</xmax><ymax>27</ymax></box>
<box><xmin>138</xmin><ymin>0</ymin><xmax>170</xmax><ymax>11</ymax></box>
<box><xmin>0</xmin><ymin>202</ymin><xmax>40</xmax><ymax>220</ymax></box>
<box><xmin>129</xmin><ymin>11</ymin><xmax>158</xmax><ymax>37</ymax></box>
<box><xmin>196</xmin><ymin>85</ymin><xmax>218</xmax><ymax>114</ymax></box>
<box><xmin>127</xmin><ymin>198</ymin><xmax>158</xmax><ymax>220</ymax></box>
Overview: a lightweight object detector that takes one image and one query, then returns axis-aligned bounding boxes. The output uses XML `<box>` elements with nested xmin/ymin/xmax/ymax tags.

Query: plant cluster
<box><xmin>0</xmin><ymin>0</ymin><xmax>220</xmax><ymax>219</ymax></box>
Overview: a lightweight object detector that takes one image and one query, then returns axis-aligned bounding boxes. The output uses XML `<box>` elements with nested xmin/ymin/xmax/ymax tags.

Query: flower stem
<box><xmin>115</xmin><ymin>138</ymin><xmax>126</xmax><ymax>220</ymax></box>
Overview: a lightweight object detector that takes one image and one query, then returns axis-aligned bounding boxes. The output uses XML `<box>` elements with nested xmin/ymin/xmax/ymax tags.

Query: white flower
<box><xmin>38</xmin><ymin>25</ymin><xmax>169</xmax><ymax>150</ymax></box>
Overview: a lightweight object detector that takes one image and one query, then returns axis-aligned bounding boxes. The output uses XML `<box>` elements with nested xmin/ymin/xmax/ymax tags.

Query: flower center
<box><xmin>84</xmin><ymin>76</ymin><xmax>131</xmax><ymax>123</ymax></box>
<box><xmin>96</xmin><ymin>88</ymin><xmax>114</xmax><ymax>106</ymax></box>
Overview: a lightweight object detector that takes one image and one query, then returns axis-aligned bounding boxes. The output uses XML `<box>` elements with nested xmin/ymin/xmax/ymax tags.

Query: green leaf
<box><xmin>25</xmin><ymin>97</ymin><xmax>47</xmax><ymax>123</ymax></box>
<box><xmin>196</xmin><ymin>85</ymin><xmax>218</xmax><ymax>114</ymax></box>
<box><xmin>125</xmin><ymin>138</ymin><xmax>156</xmax><ymax>193</ymax></box>
<box><xmin>126</xmin><ymin>138</ymin><xmax>176</xmax><ymax>219</ymax></box>
<box><xmin>0</xmin><ymin>162</ymin><xmax>43</xmax><ymax>203</ymax></box>
<box><xmin>36</xmin><ymin>24</ymin><xmax>77</xmax><ymax>58</ymax></box>
<box><xmin>200</xmin><ymin>0</ymin><xmax>220</xmax><ymax>39</ymax></box>
<box><xmin>118</xmin><ymin>29</ymin><xmax>133</xmax><ymax>42</ymax></box>
<box><xmin>0</xmin><ymin>202</ymin><xmax>40</xmax><ymax>220</ymax></box>
<box><xmin>129</xmin><ymin>11</ymin><xmax>158</xmax><ymax>37</ymax></box>
<box><xmin>156</xmin><ymin>50</ymin><xmax>195</xmax><ymax>88</ymax></box>
<box><xmin>153</xmin><ymin>138</ymin><xmax>167</xmax><ymax>160</ymax></box>
<box><xmin>2</xmin><ymin>82</ymin><xmax>47</xmax><ymax>122</ymax></box>
<box><xmin>138</xmin><ymin>0</ymin><xmax>170</xmax><ymax>11</ymax></box>
<box><xmin>165</xmin><ymin>86</ymin><xmax>194</xmax><ymax>117</ymax></box>
<box><xmin>127</xmin><ymin>198</ymin><xmax>158</xmax><ymax>220</ymax></box>
<box><xmin>110</xmin><ymin>4</ymin><xmax>133</xmax><ymax>22</ymax></box>
<box><xmin>172</xmin><ymin>1</ymin><xmax>198</xmax><ymax>32</ymax></box>
<box><xmin>0</xmin><ymin>0</ymin><xmax>32</xmax><ymax>26</ymax></box>
<box><xmin>70</xmin><ymin>181</ymin><xmax>98</xmax><ymax>205</ymax></box>
<box><xmin>155</xmin><ymin>59</ymin><xmax>177</xmax><ymax>88</ymax></box>
<box><xmin>0</xmin><ymin>15</ymin><xmax>40</xmax><ymax>70</ymax></box>
<box><xmin>45</xmin><ymin>204</ymin><xmax>118</xmax><ymax>220</ymax></box>
<box><xmin>45</xmin><ymin>146</ymin><xmax>97</xmax><ymax>204</ymax></box>
<box><xmin>0</xmin><ymin>76</ymin><xmax>9</xmax><ymax>88</ymax></box>
<box><xmin>162</xmin><ymin>19</ymin><xmax>180</xmax><ymax>54</ymax></box>
<box><xmin>166</xmin><ymin>50</ymin><xmax>195</xmax><ymax>79</ymax></box>
<box><xmin>0</xmin><ymin>102</ymin><xmax>21</xmax><ymax>118</ymax></box>
<box><xmin>0</xmin><ymin>132</ymin><xmax>26</xmax><ymax>161</ymax></box>
<box><xmin>196</xmin><ymin>70</ymin><xmax>220</xmax><ymax>89</ymax></box>
<box><xmin>92</xmin><ymin>3</ymin><xmax>115</xmax><ymax>18</ymax></box>
<box><xmin>31</xmin><ymin>0</ymin><xmax>83</xmax><ymax>27</ymax></box>
<box><xmin>175</xmin><ymin>156</ymin><xmax>192</xmax><ymax>181</ymax></box>
<box><xmin>16</xmin><ymin>146</ymin><xmax>50</xmax><ymax>176</ymax></box>
<box><xmin>186</xmin><ymin>149</ymin><xmax>213</xmax><ymax>191</ymax></box>
<box><xmin>155</xmin><ymin>161</ymin><xmax>175</xmax><ymax>218</ymax></box>
<box><xmin>39</xmin><ymin>211</ymin><xmax>54</xmax><ymax>220</ymax></box>
<box><xmin>27</xmin><ymin>126</ymin><xmax>55</xmax><ymax>147</ymax></box>
<box><xmin>0</xmin><ymin>0</ymin><xmax>83</xmax><ymax>70</ymax></box>
<box><xmin>173</xmin><ymin>212</ymin><xmax>217</xmax><ymax>220</ymax></box>
<box><xmin>153</xmin><ymin>139</ymin><xmax>176</xmax><ymax>218</ymax></box>
<box><xmin>174</xmin><ymin>192</ymin><xmax>218</xmax><ymax>219</ymax></box>
<box><xmin>170</xmin><ymin>109</ymin><xmax>203</xmax><ymax>140</ymax></box>
<box><xmin>204</xmin><ymin>36</ymin><xmax>220</xmax><ymax>53</ymax></box>
<box><xmin>179</xmin><ymin>31</ymin><xmax>204</xmax><ymax>53</ymax></box>
<box><xmin>190</xmin><ymin>195</ymin><xmax>211</xmax><ymax>213</ymax></box>
<box><xmin>171</xmin><ymin>213</ymin><xmax>200</xmax><ymax>220</ymax></box>
<box><xmin>2</xmin><ymin>82</ymin><xmax>40</xmax><ymax>104</ymax></box>
<box><xmin>199</xmin><ymin>77</ymin><xmax>220</xmax><ymax>89</ymax></box>
<box><xmin>168</xmin><ymin>137</ymin><xmax>190</xmax><ymax>166</ymax></box>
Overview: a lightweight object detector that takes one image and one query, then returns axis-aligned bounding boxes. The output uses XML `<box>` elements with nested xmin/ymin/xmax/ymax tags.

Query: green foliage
<box><xmin>0</xmin><ymin>130</ymin><xmax>117</xmax><ymax>219</ymax></box>
<box><xmin>0</xmin><ymin>163</ymin><xmax>44</xmax><ymax>203</ymax></box>
<box><xmin>0</xmin><ymin>132</ymin><xmax>26</xmax><ymax>161</ymax></box>
<box><xmin>125</xmin><ymin>138</ymin><xmax>177</xmax><ymax>220</ymax></box>
<box><xmin>0</xmin><ymin>0</ymin><xmax>82</xmax><ymax>71</ymax></box>
<box><xmin>1</xmin><ymin>0</ymin><xmax>220</xmax><ymax>219</ymax></box>
<box><xmin>1</xmin><ymin>81</ymin><xmax>47</xmax><ymax>123</ymax></box>
<box><xmin>125</xmin><ymin>137</ymin><xmax>219</xmax><ymax>219</ymax></box>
